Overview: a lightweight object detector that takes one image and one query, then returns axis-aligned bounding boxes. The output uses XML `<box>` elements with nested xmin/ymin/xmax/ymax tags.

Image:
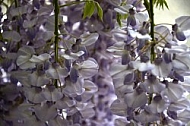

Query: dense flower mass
<box><xmin>0</xmin><ymin>0</ymin><xmax>190</xmax><ymax>126</ymax></box>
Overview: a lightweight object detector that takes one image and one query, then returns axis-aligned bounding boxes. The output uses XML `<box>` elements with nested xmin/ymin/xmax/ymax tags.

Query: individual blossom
<box><xmin>114</xmin><ymin>2</ymin><xmax>148</xmax><ymax>29</ymax></box>
<box><xmin>151</xmin><ymin>57</ymin><xmax>172</xmax><ymax>77</ymax></box>
<box><xmin>124</xmin><ymin>87</ymin><xmax>147</xmax><ymax>109</ymax></box>
<box><xmin>134</xmin><ymin>107</ymin><xmax>160</xmax><ymax>124</ymax></box>
<box><xmin>45</xmin><ymin>62</ymin><xmax>68</xmax><ymax>83</ymax></box>
<box><xmin>16</xmin><ymin>46</ymin><xmax>51</xmax><ymax>69</ymax></box>
<box><xmin>147</xmin><ymin>95</ymin><xmax>170</xmax><ymax>114</ymax></box>
<box><xmin>140</xmin><ymin>74</ymin><xmax>166</xmax><ymax>94</ymax></box>
<box><xmin>172</xmin><ymin>16</ymin><xmax>190</xmax><ymax>41</ymax></box>
<box><xmin>161</xmin><ymin>80</ymin><xmax>184</xmax><ymax>102</ymax></box>
<box><xmin>76</xmin><ymin>58</ymin><xmax>99</xmax><ymax>79</ymax></box>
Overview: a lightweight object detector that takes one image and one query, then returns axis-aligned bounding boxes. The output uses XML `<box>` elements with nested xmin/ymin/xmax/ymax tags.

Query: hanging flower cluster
<box><xmin>0</xmin><ymin>0</ymin><xmax>190</xmax><ymax>126</ymax></box>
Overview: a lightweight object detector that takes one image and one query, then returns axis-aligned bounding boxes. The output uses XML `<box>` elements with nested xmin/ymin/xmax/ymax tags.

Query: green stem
<box><xmin>149</xmin><ymin>0</ymin><xmax>154</xmax><ymax>105</ymax></box>
<box><xmin>14</xmin><ymin>0</ymin><xmax>18</xmax><ymax>7</ymax></box>
<box><xmin>15</xmin><ymin>0</ymin><xmax>21</xmax><ymax>51</ymax></box>
<box><xmin>54</xmin><ymin>0</ymin><xmax>59</xmax><ymax>63</ymax></box>
<box><xmin>150</xmin><ymin>0</ymin><xmax>155</xmax><ymax>63</ymax></box>
<box><xmin>54</xmin><ymin>0</ymin><xmax>59</xmax><ymax>88</ymax></box>
<box><xmin>150</xmin><ymin>0</ymin><xmax>154</xmax><ymax>41</ymax></box>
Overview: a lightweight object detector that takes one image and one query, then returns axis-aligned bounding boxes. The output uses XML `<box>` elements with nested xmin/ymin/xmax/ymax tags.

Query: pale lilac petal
<box><xmin>176</xmin><ymin>31</ymin><xmax>186</xmax><ymax>41</ymax></box>
<box><xmin>80</xmin><ymin>108</ymin><xmax>95</xmax><ymax>118</ymax></box>
<box><xmin>178</xmin><ymin>109</ymin><xmax>190</xmax><ymax>123</ymax></box>
<box><xmin>134</xmin><ymin>110</ymin><xmax>159</xmax><ymax>123</ymax></box>
<box><xmin>23</xmin><ymin>18</ymin><xmax>38</xmax><ymax>28</ymax></box>
<box><xmin>83</xmin><ymin>80</ymin><xmax>98</xmax><ymax>93</ymax></box>
<box><xmin>24</xmin><ymin>87</ymin><xmax>44</xmax><ymax>103</ymax></box>
<box><xmin>161</xmin><ymin>83</ymin><xmax>184</xmax><ymax>102</ymax></box>
<box><xmin>49</xmin><ymin>117</ymin><xmax>69</xmax><ymax>126</ymax></box>
<box><xmin>2</xmin><ymin>31</ymin><xmax>21</xmax><ymax>42</ymax></box>
<box><xmin>110</xmin><ymin>99</ymin><xmax>127</xmax><ymax>116</ymax></box>
<box><xmin>172</xmin><ymin>59</ymin><xmax>189</xmax><ymax>71</ymax></box>
<box><xmin>115</xmin><ymin>84</ymin><xmax>134</xmax><ymax>97</ymax></box>
<box><xmin>78</xmin><ymin>58</ymin><xmax>99</xmax><ymax>78</ymax></box>
<box><xmin>16</xmin><ymin>55</ymin><xmax>32</xmax><ymax>66</ymax></box>
<box><xmin>28</xmin><ymin>72</ymin><xmax>49</xmax><ymax>87</ymax></box>
<box><xmin>55</xmin><ymin>97</ymin><xmax>76</xmax><ymax>109</ymax></box>
<box><xmin>151</xmin><ymin>62</ymin><xmax>172</xmax><ymax>77</ymax></box>
<box><xmin>81</xmin><ymin>33</ymin><xmax>99</xmax><ymax>46</ymax></box>
<box><xmin>154</xmin><ymin>25</ymin><xmax>172</xmax><ymax>43</ymax></box>
<box><xmin>124</xmin><ymin>91</ymin><xmax>147</xmax><ymax>108</ymax></box>
<box><xmin>175</xmin><ymin>16</ymin><xmax>190</xmax><ymax>31</ymax></box>
<box><xmin>18</xmin><ymin>46</ymin><xmax>35</xmax><ymax>55</ymax></box>
<box><xmin>169</xmin><ymin>98</ymin><xmax>190</xmax><ymax>111</ymax></box>
<box><xmin>34</xmin><ymin>104</ymin><xmax>57</xmax><ymax>122</ymax></box>
<box><xmin>29</xmin><ymin>53</ymin><xmax>50</xmax><ymax>63</ymax></box>
<box><xmin>42</xmin><ymin>88</ymin><xmax>63</xmax><ymax>101</ymax></box>
<box><xmin>110</xmin><ymin>63</ymin><xmax>134</xmax><ymax>79</ymax></box>
<box><xmin>132</xmin><ymin>61</ymin><xmax>154</xmax><ymax>71</ymax></box>
<box><xmin>114</xmin><ymin>118</ymin><xmax>129</xmax><ymax>126</ymax></box>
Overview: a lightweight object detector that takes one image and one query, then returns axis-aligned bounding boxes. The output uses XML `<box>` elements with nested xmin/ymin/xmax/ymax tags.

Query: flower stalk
<box><xmin>150</xmin><ymin>0</ymin><xmax>155</xmax><ymax>62</ymax></box>
<box><xmin>15</xmin><ymin>0</ymin><xmax>21</xmax><ymax>51</ymax></box>
<box><xmin>54</xmin><ymin>0</ymin><xmax>59</xmax><ymax>87</ymax></box>
<box><xmin>149</xmin><ymin>0</ymin><xmax>154</xmax><ymax>104</ymax></box>
<box><xmin>54</xmin><ymin>0</ymin><xmax>59</xmax><ymax>63</ymax></box>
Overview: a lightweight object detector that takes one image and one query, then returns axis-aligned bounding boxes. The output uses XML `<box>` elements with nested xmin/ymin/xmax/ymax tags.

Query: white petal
<box><xmin>2</xmin><ymin>31</ymin><xmax>21</xmax><ymax>42</ymax></box>
<box><xmin>172</xmin><ymin>59</ymin><xmax>188</xmax><ymax>71</ymax></box>
<box><xmin>46</xmin><ymin>66</ymin><xmax>59</xmax><ymax>79</ymax></box>
<box><xmin>23</xmin><ymin>18</ymin><xmax>38</xmax><ymax>28</ymax></box>
<box><xmin>175</xmin><ymin>16</ymin><xmax>190</xmax><ymax>31</ymax></box>
<box><xmin>151</xmin><ymin>62</ymin><xmax>172</xmax><ymax>77</ymax></box>
<box><xmin>19</xmin><ymin>62</ymin><xmax>36</xmax><ymax>69</ymax></box>
<box><xmin>114</xmin><ymin>8</ymin><xmax>127</xmax><ymax>14</ymax></box>
<box><xmin>83</xmin><ymin>80</ymin><xmax>98</xmax><ymax>93</ymax></box>
<box><xmin>81</xmin><ymin>33</ymin><xmax>99</xmax><ymax>46</ymax></box>
<box><xmin>80</xmin><ymin>108</ymin><xmax>95</xmax><ymax>118</ymax></box>
<box><xmin>16</xmin><ymin>55</ymin><xmax>31</xmax><ymax>66</ymax></box>
<box><xmin>29</xmin><ymin>53</ymin><xmax>50</xmax><ymax>63</ymax></box>
<box><xmin>154</xmin><ymin>25</ymin><xmax>172</xmax><ymax>43</ymax></box>
<box><xmin>18</xmin><ymin>46</ymin><xmax>35</xmax><ymax>55</ymax></box>
<box><xmin>110</xmin><ymin>99</ymin><xmax>127</xmax><ymax>116</ymax></box>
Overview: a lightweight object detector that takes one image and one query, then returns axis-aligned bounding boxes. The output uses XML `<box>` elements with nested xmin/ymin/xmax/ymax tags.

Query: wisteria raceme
<box><xmin>0</xmin><ymin>0</ymin><xmax>190</xmax><ymax>126</ymax></box>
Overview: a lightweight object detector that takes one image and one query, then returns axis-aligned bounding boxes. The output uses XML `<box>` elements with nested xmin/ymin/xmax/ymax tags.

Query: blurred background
<box><xmin>154</xmin><ymin>0</ymin><xmax>190</xmax><ymax>24</ymax></box>
<box><xmin>154</xmin><ymin>0</ymin><xmax>190</xmax><ymax>45</ymax></box>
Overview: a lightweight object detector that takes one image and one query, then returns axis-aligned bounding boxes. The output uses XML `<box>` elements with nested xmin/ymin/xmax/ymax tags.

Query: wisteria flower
<box><xmin>161</xmin><ymin>81</ymin><xmax>184</xmax><ymax>102</ymax></box>
<box><xmin>134</xmin><ymin>108</ymin><xmax>160</xmax><ymax>123</ymax></box>
<box><xmin>151</xmin><ymin>57</ymin><xmax>172</xmax><ymax>77</ymax></box>
<box><xmin>124</xmin><ymin>87</ymin><xmax>147</xmax><ymax>109</ymax></box>
<box><xmin>140</xmin><ymin>74</ymin><xmax>166</xmax><ymax>93</ymax></box>
<box><xmin>76</xmin><ymin>58</ymin><xmax>99</xmax><ymax>78</ymax></box>
<box><xmin>173</xmin><ymin>16</ymin><xmax>190</xmax><ymax>41</ymax></box>
<box><xmin>147</xmin><ymin>95</ymin><xmax>170</xmax><ymax>114</ymax></box>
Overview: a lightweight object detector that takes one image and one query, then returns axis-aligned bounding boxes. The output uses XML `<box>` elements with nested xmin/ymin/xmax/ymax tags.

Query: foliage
<box><xmin>153</xmin><ymin>0</ymin><xmax>169</xmax><ymax>9</ymax></box>
<box><xmin>0</xmin><ymin>0</ymin><xmax>190</xmax><ymax>126</ymax></box>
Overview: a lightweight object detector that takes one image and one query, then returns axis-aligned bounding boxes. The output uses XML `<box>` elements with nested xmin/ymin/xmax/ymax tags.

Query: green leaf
<box><xmin>116</xmin><ymin>13</ymin><xmax>122</xmax><ymax>27</ymax></box>
<box><xmin>95</xmin><ymin>2</ymin><xmax>103</xmax><ymax>21</ymax></box>
<box><xmin>163</xmin><ymin>0</ymin><xmax>169</xmax><ymax>9</ymax></box>
<box><xmin>153</xmin><ymin>0</ymin><xmax>169</xmax><ymax>9</ymax></box>
<box><xmin>143</xmin><ymin>0</ymin><xmax>150</xmax><ymax>16</ymax></box>
<box><xmin>116</xmin><ymin>13</ymin><xmax>128</xmax><ymax>27</ymax></box>
<box><xmin>83</xmin><ymin>1</ymin><xmax>95</xmax><ymax>19</ymax></box>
